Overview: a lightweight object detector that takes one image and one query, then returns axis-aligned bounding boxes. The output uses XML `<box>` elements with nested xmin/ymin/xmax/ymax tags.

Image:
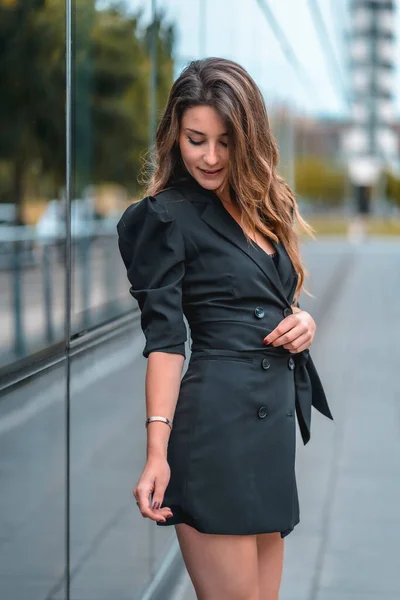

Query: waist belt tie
<box><xmin>294</xmin><ymin>349</ymin><xmax>334</xmax><ymax>446</ymax></box>
<box><xmin>189</xmin><ymin>346</ymin><xmax>334</xmax><ymax>446</ymax></box>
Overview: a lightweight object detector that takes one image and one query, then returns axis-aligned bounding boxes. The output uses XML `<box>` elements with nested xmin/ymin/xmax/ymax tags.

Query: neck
<box><xmin>216</xmin><ymin>184</ymin><xmax>234</xmax><ymax>206</ymax></box>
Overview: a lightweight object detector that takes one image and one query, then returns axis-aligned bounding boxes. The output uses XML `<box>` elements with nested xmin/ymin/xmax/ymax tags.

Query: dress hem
<box><xmin>156</xmin><ymin>506</ymin><xmax>299</xmax><ymax>539</ymax></box>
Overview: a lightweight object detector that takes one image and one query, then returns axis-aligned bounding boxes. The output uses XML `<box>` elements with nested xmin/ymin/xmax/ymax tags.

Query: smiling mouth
<box><xmin>200</xmin><ymin>168</ymin><xmax>223</xmax><ymax>174</ymax></box>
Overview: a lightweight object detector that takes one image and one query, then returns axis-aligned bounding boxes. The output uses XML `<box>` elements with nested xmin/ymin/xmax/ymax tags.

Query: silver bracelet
<box><xmin>145</xmin><ymin>416</ymin><xmax>173</xmax><ymax>430</ymax></box>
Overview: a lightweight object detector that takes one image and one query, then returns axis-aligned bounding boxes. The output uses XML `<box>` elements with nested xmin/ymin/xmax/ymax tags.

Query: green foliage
<box><xmin>384</xmin><ymin>170</ymin><xmax>400</xmax><ymax>207</ymax></box>
<box><xmin>0</xmin><ymin>0</ymin><xmax>175</xmax><ymax>218</ymax></box>
<box><xmin>295</xmin><ymin>156</ymin><xmax>346</xmax><ymax>207</ymax></box>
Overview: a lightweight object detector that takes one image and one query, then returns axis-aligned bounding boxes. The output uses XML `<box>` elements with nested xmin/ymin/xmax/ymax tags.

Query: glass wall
<box><xmin>0</xmin><ymin>2</ymin><xmax>69</xmax><ymax>596</ymax></box>
<box><xmin>0</xmin><ymin>362</ymin><xmax>67</xmax><ymax>600</ymax></box>
<box><xmin>0</xmin><ymin>1</ymin><xmax>177</xmax><ymax>598</ymax></box>
<box><xmin>0</xmin><ymin>0</ymin><xmax>68</xmax><ymax>368</ymax></box>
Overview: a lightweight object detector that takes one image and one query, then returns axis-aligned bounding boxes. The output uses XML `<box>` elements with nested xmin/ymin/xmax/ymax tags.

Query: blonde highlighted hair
<box><xmin>142</xmin><ymin>57</ymin><xmax>315</xmax><ymax>303</ymax></box>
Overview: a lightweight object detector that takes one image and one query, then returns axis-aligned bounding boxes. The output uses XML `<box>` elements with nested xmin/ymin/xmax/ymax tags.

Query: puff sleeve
<box><xmin>117</xmin><ymin>195</ymin><xmax>187</xmax><ymax>359</ymax></box>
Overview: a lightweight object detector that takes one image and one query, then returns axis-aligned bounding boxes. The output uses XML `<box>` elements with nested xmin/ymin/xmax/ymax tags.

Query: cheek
<box><xmin>179</xmin><ymin>140</ymin><xmax>201</xmax><ymax>167</ymax></box>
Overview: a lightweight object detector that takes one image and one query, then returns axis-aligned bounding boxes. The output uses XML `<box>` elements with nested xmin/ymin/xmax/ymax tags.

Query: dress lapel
<box><xmin>203</xmin><ymin>200</ymin><xmax>290</xmax><ymax>303</ymax></box>
<box><xmin>176</xmin><ymin>179</ymin><xmax>297</xmax><ymax>306</ymax></box>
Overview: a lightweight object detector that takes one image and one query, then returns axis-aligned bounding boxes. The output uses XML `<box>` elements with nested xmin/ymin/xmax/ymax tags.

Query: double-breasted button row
<box><xmin>257</xmin><ymin>354</ymin><xmax>295</xmax><ymax>421</ymax></box>
<box><xmin>258</xmin><ymin>354</ymin><xmax>271</xmax><ymax>418</ymax></box>
<box><xmin>255</xmin><ymin>306</ymin><xmax>293</xmax><ymax>319</ymax></box>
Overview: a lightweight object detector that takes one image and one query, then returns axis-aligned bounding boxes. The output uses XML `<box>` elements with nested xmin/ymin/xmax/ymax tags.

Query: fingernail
<box><xmin>153</xmin><ymin>502</ymin><xmax>159</xmax><ymax>510</ymax></box>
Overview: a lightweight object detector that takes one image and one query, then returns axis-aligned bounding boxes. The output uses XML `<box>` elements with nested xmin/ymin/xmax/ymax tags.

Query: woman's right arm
<box><xmin>134</xmin><ymin>352</ymin><xmax>185</xmax><ymax>522</ymax></box>
<box><xmin>116</xmin><ymin>195</ymin><xmax>188</xmax><ymax>523</ymax></box>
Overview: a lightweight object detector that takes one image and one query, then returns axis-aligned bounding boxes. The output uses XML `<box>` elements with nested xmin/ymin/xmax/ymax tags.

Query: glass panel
<box><xmin>69</xmin><ymin>330</ymin><xmax>176</xmax><ymax>598</ymax></box>
<box><xmin>70</xmin><ymin>4</ymin><xmax>177</xmax><ymax>596</ymax></box>
<box><xmin>71</xmin><ymin>0</ymin><xmax>166</xmax><ymax>336</ymax></box>
<box><xmin>0</xmin><ymin>362</ymin><xmax>67</xmax><ymax>600</ymax></box>
<box><xmin>0</xmin><ymin>0</ymin><xmax>67</xmax><ymax>370</ymax></box>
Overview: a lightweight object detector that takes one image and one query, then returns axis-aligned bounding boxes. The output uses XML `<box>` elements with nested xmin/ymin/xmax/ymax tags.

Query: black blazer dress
<box><xmin>117</xmin><ymin>175</ymin><xmax>334</xmax><ymax>538</ymax></box>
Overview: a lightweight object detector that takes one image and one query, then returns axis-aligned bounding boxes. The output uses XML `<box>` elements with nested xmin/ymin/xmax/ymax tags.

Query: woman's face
<box><xmin>178</xmin><ymin>105</ymin><xmax>229</xmax><ymax>192</ymax></box>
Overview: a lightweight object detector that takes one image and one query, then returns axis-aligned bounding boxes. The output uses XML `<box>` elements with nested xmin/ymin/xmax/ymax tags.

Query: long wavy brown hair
<box><xmin>142</xmin><ymin>57</ymin><xmax>315</xmax><ymax>304</ymax></box>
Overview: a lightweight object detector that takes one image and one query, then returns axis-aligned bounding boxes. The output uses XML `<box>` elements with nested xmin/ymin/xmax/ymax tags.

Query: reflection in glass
<box><xmin>68</xmin><ymin>2</ymin><xmax>177</xmax><ymax>598</ymax></box>
<box><xmin>69</xmin><ymin>330</ymin><xmax>175</xmax><ymax>598</ymax></box>
<box><xmin>71</xmin><ymin>1</ymin><xmax>176</xmax><ymax>336</ymax></box>
<box><xmin>0</xmin><ymin>363</ymin><xmax>67</xmax><ymax>599</ymax></box>
<box><xmin>0</xmin><ymin>0</ymin><xmax>66</xmax><ymax>369</ymax></box>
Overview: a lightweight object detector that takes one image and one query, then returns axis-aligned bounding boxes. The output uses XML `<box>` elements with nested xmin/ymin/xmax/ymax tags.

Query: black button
<box><xmin>286</xmin><ymin>411</ymin><xmax>294</xmax><ymax>417</ymax></box>
<box><xmin>261</xmin><ymin>358</ymin><xmax>270</xmax><ymax>370</ymax></box>
<box><xmin>258</xmin><ymin>405</ymin><xmax>268</xmax><ymax>419</ymax></box>
<box><xmin>254</xmin><ymin>307</ymin><xmax>265</xmax><ymax>319</ymax></box>
<box><xmin>283</xmin><ymin>307</ymin><xmax>293</xmax><ymax>318</ymax></box>
<box><xmin>288</xmin><ymin>357</ymin><xmax>295</xmax><ymax>370</ymax></box>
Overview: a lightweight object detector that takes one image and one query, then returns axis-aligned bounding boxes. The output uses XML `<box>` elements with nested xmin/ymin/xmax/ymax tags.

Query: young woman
<box><xmin>117</xmin><ymin>57</ymin><xmax>333</xmax><ymax>600</ymax></box>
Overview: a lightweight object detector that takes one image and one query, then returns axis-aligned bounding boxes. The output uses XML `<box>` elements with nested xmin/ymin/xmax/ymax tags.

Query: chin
<box><xmin>194</xmin><ymin>170</ymin><xmax>227</xmax><ymax>191</ymax></box>
<box><xmin>198</xmin><ymin>179</ymin><xmax>222</xmax><ymax>190</ymax></box>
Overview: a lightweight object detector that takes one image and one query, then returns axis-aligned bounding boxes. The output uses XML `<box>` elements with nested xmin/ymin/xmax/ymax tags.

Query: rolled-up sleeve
<box><xmin>117</xmin><ymin>195</ymin><xmax>187</xmax><ymax>359</ymax></box>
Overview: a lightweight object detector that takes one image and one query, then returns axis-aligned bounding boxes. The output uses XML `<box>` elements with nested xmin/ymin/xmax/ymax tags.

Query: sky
<box><xmin>126</xmin><ymin>0</ymin><xmax>400</xmax><ymax>120</ymax></box>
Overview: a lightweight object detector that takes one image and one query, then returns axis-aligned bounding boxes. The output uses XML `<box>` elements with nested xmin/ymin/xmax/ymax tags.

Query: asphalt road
<box><xmin>0</xmin><ymin>237</ymin><xmax>399</xmax><ymax>600</ymax></box>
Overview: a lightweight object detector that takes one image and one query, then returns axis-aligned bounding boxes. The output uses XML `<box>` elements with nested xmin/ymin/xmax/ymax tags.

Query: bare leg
<box><xmin>175</xmin><ymin>523</ymin><xmax>259</xmax><ymax>600</ymax></box>
<box><xmin>256</xmin><ymin>532</ymin><xmax>285</xmax><ymax>599</ymax></box>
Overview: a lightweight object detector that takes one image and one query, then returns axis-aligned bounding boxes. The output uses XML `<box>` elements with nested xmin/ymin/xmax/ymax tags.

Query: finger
<box><xmin>151</xmin><ymin>483</ymin><xmax>166</xmax><ymax>511</ymax></box>
<box><xmin>283</xmin><ymin>332</ymin><xmax>312</xmax><ymax>353</ymax></box>
<box><xmin>152</xmin><ymin>492</ymin><xmax>172</xmax><ymax>518</ymax></box>
<box><xmin>136</xmin><ymin>488</ymin><xmax>163</xmax><ymax>521</ymax></box>
<box><xmin>269</xmin><ymin>324</ymin><xmax>306</xmax><ymax>348</ymax></box>
<box><xmin>264</xmin><ymin>318</ymin><xmax>295</xmax><ymax>344</ymax></box>
<box><xmin>159</xmin><ymin>506</ymin><xmax>174</xmax><ymax>519</ymax></box>
<box><xmin>293</xmin><ymin>339</ymin><xmax>313</xmax><ymax>354</ymax></box>
<box><xmin>138</xmin><ymin>492</ymin><xmax>173</xmax><ymax>522</ymax></box>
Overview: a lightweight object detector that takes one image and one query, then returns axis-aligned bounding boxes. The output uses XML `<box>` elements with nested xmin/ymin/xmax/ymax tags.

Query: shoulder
<box><xmin>117</xmin><ymin>187</ymin><xmax>190</xmax><ymax>237</ymax></box>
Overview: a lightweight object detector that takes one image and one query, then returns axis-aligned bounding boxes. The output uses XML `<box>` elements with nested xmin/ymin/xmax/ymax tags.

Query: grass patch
<box><xmin>305</xmin><ymin>218</ymin><xmax>400</xmax><ymax>237</ymax></box>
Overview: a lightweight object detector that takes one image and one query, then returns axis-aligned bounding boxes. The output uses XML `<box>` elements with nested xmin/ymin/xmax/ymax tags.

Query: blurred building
<box><xmin>343</xmin><ymin>0</ymin><xmax>398</xmax><ymax>214</ymax></box>
<box><xmin>295</xmin><ymin>115</ymin><xmax>349</xmax><ymax>161</ymax></box>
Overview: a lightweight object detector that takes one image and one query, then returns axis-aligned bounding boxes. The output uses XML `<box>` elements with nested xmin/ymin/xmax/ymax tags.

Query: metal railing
<box><xmin>0</xmin><ymin>219</ymin><xmax>134</xmax><ymax>368</ymax></box>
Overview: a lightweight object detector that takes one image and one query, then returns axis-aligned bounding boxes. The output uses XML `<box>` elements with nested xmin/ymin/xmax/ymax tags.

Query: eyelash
<box><xmin>188</xmin><ymin>137</ymin><xmax>228</xmax><ymax>148</ymax></box>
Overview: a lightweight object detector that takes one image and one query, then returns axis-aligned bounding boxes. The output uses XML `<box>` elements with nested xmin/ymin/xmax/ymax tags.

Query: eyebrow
<box><xmin>185</xmin><ymin>128</ymin><xmax>228</xmax><ymax>137</ymax></box>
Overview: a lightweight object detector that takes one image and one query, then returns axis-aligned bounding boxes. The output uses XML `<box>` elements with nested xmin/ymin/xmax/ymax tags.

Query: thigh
<box><xmin>256</xmin><ymin>532</ymin><xmax>285</xmax><ymax>599</ymax></box>
<box><xmin>175</xmin><ymin>523</ymin><xmax>259</xmax><ymax>600</ymax></box>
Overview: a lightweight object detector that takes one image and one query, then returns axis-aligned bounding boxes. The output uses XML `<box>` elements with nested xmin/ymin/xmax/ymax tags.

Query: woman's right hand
<box><xmin>133</xmin><ymin>457</ymin><xmax>174</xmax><ymax>522</ymax></box>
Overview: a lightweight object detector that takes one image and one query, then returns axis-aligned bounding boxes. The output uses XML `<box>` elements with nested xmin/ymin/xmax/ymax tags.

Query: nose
<box><xmin>203</xmin><ymin>144</ymin><xmax>219</xmax><ymax>167</ymax></box>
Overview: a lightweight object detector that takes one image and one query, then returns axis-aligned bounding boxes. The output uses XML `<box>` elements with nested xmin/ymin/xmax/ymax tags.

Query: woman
<box><xmin>117</xmin><ymin>57</ymin><xmax>333</xmax><ymax>600</ymax></box>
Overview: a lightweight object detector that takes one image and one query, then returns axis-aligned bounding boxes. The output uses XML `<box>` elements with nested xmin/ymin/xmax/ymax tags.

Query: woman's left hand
<box><xmin>263</xmin><ymin>306</ymin><xmax>315</xmax><ymax>353</ymax></box>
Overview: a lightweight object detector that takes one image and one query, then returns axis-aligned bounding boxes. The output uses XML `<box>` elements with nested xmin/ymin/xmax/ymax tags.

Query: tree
<box><xmin>0</xmin><ymin>0</ymin><xmax>65</xmax><ymax>222</ymax></box>
<box><xmin>294</xmin><ymin>156</ymin><xmax>346</xmax><ymax>207</ymax></box>
<box><xmin>0</xmin><ymin>0</ymin><xmax>176</xmax><ymax>221</ymax></box>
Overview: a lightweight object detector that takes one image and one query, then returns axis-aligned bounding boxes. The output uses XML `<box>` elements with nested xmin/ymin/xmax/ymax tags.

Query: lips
<box><xmin>200</xmin><ymin>168</ymin><xmax>223</xmax><ymax>175</ymax></box>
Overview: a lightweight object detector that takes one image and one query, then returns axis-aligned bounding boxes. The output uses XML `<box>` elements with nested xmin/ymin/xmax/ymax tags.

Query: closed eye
<box><xmin>188</xmin><ymin>137</ymin><xmax>228</xmax><ymax>148</ymax></box>
<box><xmin>188</xmin><ymin>137</ymin><xmax>203</xmax><ymax>146</ymax></box>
